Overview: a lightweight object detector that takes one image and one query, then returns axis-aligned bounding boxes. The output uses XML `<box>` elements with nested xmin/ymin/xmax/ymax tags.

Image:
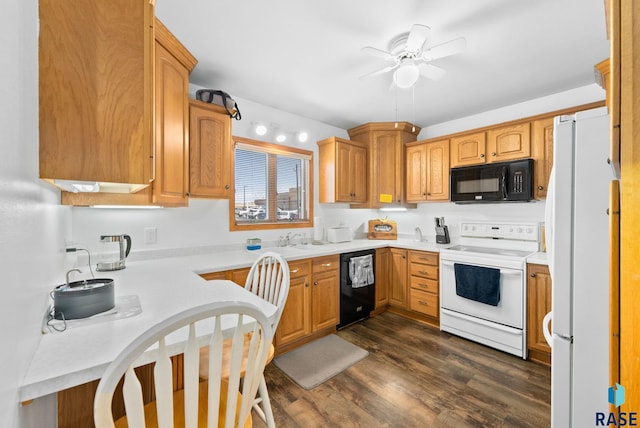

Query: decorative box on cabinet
<box><xmin>347</xmin><ymin>122</ymin><xmax>420</xmax><ymax>208</ymax></box>
<box><xmin>317</xmin><ymin>137</ymin><xmax>368</xmax><ymax>203</ymax></box>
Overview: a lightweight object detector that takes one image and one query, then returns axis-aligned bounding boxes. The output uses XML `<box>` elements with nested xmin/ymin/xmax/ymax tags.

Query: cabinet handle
<box><xmin>491</xmin><ymin>152</ymin><xmax>496</xmax><ymax>156</ymax></box>
<box><xmin>530</xmin><ymin>273</ymin><xmax>537</xmax><ymax>277</ymax></box>
<box><xmin>418</xmin><ymin>301</ymin><xmax>428</xmax><ymax>306</ymax></box>
<box><xmin>422</xmin><ymin>192</ymin><xmax>427</xmax><ymax>196</ymax></box>
<box><xmin>402</xmin><ymin>255</ymin><xmax>406</xmax><ymax>259</ymax></box>
<box><xmin>480</xmin><ymin>153</ymin><xmax>485</xmax><ymax>158</ymax></box>
<box><xmin>538</xmin><ymin>186</ymin><xmax>544</xmax><ymax>190</ymax></box>
<box><xmin>313</xmin><ymin>281</ymin><xmax>318</xmax><ymax>286</ymax></box>
<box><xmin>185</xmin><ymin>192</ymin><xmax>190</xmax><ymax>197</ymax></box>
<box><xmin>305</xmin><ymin>282</ymin><xmax>309</xmax><ymax>287</ymax></box>
<box><xmin>225</xmin><ymin>184</ymin><xmax>230</xmax><ymax>190</ymax></box>
<box><xmin>418</xmin><ymin>270</ymin><xmax>427</xmax><ymax>275</ymax></box>
<box><xmin>291</xmin><ymin>268</ymin><xmax>299</xmax><ymax>273</ymax></box>
<box><xmin>321</xmin><ymin>263</ymin><xmax>332</xmax><ymax>267</ymax></box>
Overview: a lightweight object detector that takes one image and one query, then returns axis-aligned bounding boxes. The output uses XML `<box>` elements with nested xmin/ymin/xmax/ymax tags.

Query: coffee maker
<box><xmin>435</xmin><ymin>217</ymin><xmax>451</xmax><ymax>244</ymax></box>
<box><xmin>96</xmin><ymin>234</ymin><xmax>132</xmax><ymax>271</ymax></box>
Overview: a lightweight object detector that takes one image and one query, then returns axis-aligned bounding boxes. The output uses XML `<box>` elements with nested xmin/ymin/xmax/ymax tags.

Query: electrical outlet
<box><xmin>144</xmin><ymin>227</ymin><xmax>157</xmax><ymax>244</ymax></box>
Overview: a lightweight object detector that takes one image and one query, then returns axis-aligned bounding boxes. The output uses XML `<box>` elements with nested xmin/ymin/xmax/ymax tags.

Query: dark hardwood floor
<box><xmin>254</xmin><ymin>312</ymin><xmax>551</xmax><ymax>428</ymax></box>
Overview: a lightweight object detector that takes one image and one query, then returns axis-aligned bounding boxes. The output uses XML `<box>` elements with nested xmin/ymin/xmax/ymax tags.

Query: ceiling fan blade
<box><xmin>361</xmin><ymin>46</ymin><xmax>395</xmax><ymax>61</ymax></box>
<box><xmin>418</xmin><ymin>63</ymin><xmax>446</xmax><ymax>80</ymax></box>
<box><xmin>359</xmin><ymin>63</ymin><xmax>399</xmax><ymax>80</ymax></box>
<box><xmin>406</xmin><ymin>24</ymin><xmax>431</xmax><ymax>52</ymax></box>
<box><xmin>422</xmin><ymin>37</ymin><xmax>467</xmax><ymax>61</ymax></box>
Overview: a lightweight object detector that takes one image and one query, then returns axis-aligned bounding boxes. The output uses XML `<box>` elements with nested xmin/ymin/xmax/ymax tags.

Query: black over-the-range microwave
<box><xmin>450</xmin><ymin>158</ymin><xmax>534</xmax><ymax>203</ymax></box>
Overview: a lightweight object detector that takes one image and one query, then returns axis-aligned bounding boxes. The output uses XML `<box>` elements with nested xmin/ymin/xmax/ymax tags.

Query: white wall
<box><xmin>1</xmin><ymin>1</ymin><xmax>72</xmax><ymax>426</ymax></box>
<box><xmin>72</xmin><ymin>84</ymin><xmax>604</xmax><ymax>255</ymax></box>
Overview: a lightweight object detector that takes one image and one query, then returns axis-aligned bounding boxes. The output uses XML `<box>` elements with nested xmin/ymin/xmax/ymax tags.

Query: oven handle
<box><xmin>441</xmin><ymin>260</ymin><xmax>522</xmax><ymax>275</ymax></box>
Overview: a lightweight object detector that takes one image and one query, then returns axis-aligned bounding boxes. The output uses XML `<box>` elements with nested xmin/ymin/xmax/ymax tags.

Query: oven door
<box><xmin>450</xmin><ymin>164</ymin><xmax>507</xmax><ymax>202</ymax></box>
<box><xmin>440</xmin><ymin>259</ymin><xmax>523</xmax><ymax>328</ymax></box>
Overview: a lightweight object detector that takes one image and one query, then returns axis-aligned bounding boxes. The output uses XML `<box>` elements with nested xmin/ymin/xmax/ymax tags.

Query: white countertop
<box><xmin>526</xmin><ymin>252</ymin><xmax>548</xmax><ymax>265</ymax></box>
<box><xmin>21</xmin><ymin>238</ymin><xmax>542</xmax><ymax>402</ymax></box>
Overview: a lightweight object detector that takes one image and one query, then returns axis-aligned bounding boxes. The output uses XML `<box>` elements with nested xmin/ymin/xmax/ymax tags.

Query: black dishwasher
<box><xmin>338</xmin><ymin>249</ymin><xmax>376</xmax><ymax>329</ymax></box>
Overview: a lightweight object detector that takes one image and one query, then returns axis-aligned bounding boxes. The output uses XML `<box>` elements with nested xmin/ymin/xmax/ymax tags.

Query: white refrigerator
<box><xmin>543</xmin><ymin>106</ymin><xmax>612</xmax><ymax>427</ymax></box>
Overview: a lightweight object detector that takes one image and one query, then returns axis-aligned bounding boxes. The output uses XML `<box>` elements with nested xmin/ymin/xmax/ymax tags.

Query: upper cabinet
<box><xmin>317</xmin><ymin>137</ymin><xmax>367</xmax><ymax>203</ymax></box>
<box><xmin>450</xmin><ymin>132</ymin><xmax>487</xmax><ymax>167</ymax></box>
<box><xmin>405</xmin><ymin>139</ymin><xmax>450</xmax><ymax>202</ymax></box>
<box><xmin>153</xmin><ymin>20</ymin><xmax>198</xmax><ymax>206</ymax></box>
<box><xmin>486</xmin><ymin>123</ymin><xmax>531</xmax><ymax>162</ymax></box>
<box><xmin>188</xmin><ymin>100</ymin><xmax>232</xmax><ymax>199</ymax></box>
<box><xmin>39</xmin><ymin>0</ymin><xmax>155</xmax><ymax>190</ymax></box>
<box><xmin>531</xmin><ymin>117</ymin><xmax>554</xmax><ymax>199</ymax></box>
<box><xmin>347</xmin><ymin>122</ymin><xmax>420</xmax><ymax>208</ymax></box>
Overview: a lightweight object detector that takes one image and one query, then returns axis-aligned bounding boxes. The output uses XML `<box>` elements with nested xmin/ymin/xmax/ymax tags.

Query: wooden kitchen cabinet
<box><xmin>188</xmin><ymin>100</ymin><xmax>232</xmax><ymax>198</ymax></box>
<box><xmin>486</xmin><ymin>122</ymin><xmax>531</xmax><ymax>162</ymax></box>
<box><xmin>39</xmin><ymin>0</ymin><xmax>155</xmax><ymax>189</ymax></box>
<box><xmin>275</xmin><ymin>259</ymin><xmax>312</xmax><ymax>347</ymax></box>
<box><xmin>347</xmin><ymin>122</ymin><xmax>420</xmax><ymax>207</ymax></box>
<box><xmin>406</xmin><ymin>139</ymin><xmax>450</xmax><ymax>202</ymax></box>
<box><xmin>527</xmin><ymin>263</ymin><xmax>552</xmax><ymax>365</ymax></box>
<box><xmin>317</xmin><ymin>137</ymin><xmax>368</xmax><ymax>203</ymax></box>
<box><xmin>389</xmin><ymin>248</ymin><xmax>408</xmax><ymax>308</ymax></box>
<box><xmin>374</xmin><ymin>248</ymin><xmax>391</xmax><ymax>311</ymax></box>
<box><xmin>152</xmin><ymin>20</ymin><xmax>198</xmax><ymax>206</ymax></box>
<box><xmin>408</xmin><ymin>251</ymin><xmax>439</xmax><ymax>323</ymax></box>
<box><xmin>58</xmin><ymin>19</ymin><xmax>197</xmax><ymax>206</ymax></box>
<box><xmin>311</xmin><ymin>255</ymin><xmax>340</xmax><ymax>331</ymax></box>
<box><xmin>450</xmin><ymin>132</ymin><xmax>487</xmax><ymax>167</ymax></box>
<box><xmin>531</xmin><ymin>117</ymin><xmax>554</xmax><ymax>199</ymax></box>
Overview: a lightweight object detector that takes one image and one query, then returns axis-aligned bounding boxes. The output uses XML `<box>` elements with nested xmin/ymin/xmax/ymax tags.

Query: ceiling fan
<box><xmin>360</xmin><ymin>24</ymin><xmax>466</xmax><ymax>88</ymax></box>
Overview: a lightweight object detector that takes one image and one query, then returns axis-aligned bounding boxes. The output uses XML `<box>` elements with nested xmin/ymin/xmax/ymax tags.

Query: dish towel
<box><xmin>349</xmin><ymin>255</ymin><xmax>374</xmax><ymax>288</ymax></box>
<box><xmin>453</xmin><ymin>263</ymin><xmax>501</xmax><ymax>306</ymax></box>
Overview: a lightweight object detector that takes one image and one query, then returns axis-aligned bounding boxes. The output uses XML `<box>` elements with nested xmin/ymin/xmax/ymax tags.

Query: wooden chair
<box><xmin>94</xmin><ymin>301</ymin><xmax>273</xmax><ymax>428</ymax></box>
<box><xmin>200</xmin><ymin>252</ymin><xmax>290</xmax><ymax>428</ymax></box>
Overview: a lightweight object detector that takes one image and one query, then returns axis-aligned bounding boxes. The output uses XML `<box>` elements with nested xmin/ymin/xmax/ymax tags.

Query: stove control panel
<box><xmin>460</xmin><ymin>221</ymin><xmax>539</xmax><ymax>242</ymax></box>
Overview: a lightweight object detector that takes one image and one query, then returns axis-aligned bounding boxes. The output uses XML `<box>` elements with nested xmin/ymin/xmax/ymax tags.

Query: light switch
<box><xmin>144</xmin><ymin>227</ymin><xmax>157</xmax><ymax>244</ymax></box>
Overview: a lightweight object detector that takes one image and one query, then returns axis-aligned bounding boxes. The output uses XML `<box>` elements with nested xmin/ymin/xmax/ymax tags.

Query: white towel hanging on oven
<box><xmin>349</xmin><ymin>255</ymin><xmax>374</xmax><ymax>288</ymax></box>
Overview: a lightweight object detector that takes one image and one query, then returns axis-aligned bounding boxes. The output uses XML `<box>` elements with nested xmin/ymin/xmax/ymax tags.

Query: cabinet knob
<box><xmin>480</xmin><ymin>153</ymin><xmax>485</xmax><ymax>158</ymax></box>
<box><xmin>291</xmin><ymin>268</ymin><xmax>299</xmax><ymax>274</ymax></box>
<box><xmin>185</xmin><ymin>192</ymin><xmax>190</xmax><ymax>197</ymax></box>
<box><xmin>313</xmin><ymin>281</ymin><xmax>318</xmax><ymax>286</ymax></box>
<box><xmin>491</xmin><ymin>152</ymin><xmax>497</xmax><ymax>156</ymax></box>
<box><xmin>305</xmin><ymin>282</ymin><xmax>309</xmax><ymax>287</ymax></box>
<box><xmin>538</xmin><ymin>186</ymin><xmax>544</xmax><ymax>190</ymax></box>
<box><xmin>225</xmin><ymin>184</ymin><xmax>230</xmax><ymax>190</ymax></box>
<box><xmin>427</xmin><ymin>192</ymin><xmax>431</xmax><ymax>196</ymax></box>
<box><xmin>423</xmin><ymin>192</ymin><xmax>427</xmax><ymax>196</ymax></box>
<box><xmin>530</xmin><ymin>273</ymin><xmax>536</xmax><ymax>278</ymax></box>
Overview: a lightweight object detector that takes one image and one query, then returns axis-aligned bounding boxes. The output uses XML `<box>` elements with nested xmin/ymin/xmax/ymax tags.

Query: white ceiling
<box><xmin>155</xmin><ymin>0</ymin><xmax>609</xmax><ymax>131</ymax></box>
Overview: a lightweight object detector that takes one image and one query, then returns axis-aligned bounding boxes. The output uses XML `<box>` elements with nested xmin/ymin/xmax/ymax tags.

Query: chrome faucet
<box><xmin>279</xmin><ymin>232</ymin><xmax>302</xmax><ymax>247</ymax></box>
<box><xmin>65</xmin><ymin>268</ymin><xmax>82</xmax><ymax>288</ymax></box>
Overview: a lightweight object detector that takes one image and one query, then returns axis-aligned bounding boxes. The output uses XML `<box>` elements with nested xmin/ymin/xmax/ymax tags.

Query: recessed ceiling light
<box><xmin>297</xmin><ymin>132</ymin><xmax>309</xmax><ymax>143</ymax></box>
<box><xmin>276</xmin><ymin>134</ymin><xmax>287</xmax><ymax>143</ymax></box>
<box><xmin>255</xmin><ymin>124</ymin><xmax>268</xmax><ymax>136</ymax></box>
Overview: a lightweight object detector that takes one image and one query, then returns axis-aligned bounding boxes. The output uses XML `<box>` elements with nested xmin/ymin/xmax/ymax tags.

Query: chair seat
<box><xmin>199</xmin><ymin>336</ymin><xmax>275</xmax><ymax>380</ymax></box>
<box><xmin>114</xmin><ymin>380</ymin><xmax>252</xmax><ymax>428</ymax></box>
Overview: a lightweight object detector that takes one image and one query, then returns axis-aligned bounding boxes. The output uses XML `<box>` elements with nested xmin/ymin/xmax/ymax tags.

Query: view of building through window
<box><xmin>233</xmin><ymin>140</ymin><xmax>311</xmax><ymax>226</ymax></box>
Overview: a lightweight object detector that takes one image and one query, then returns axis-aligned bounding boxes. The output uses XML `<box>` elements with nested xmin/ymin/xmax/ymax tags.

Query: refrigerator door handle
<box><xmin>542</xmin><ymin>311</ymin><xmax>553</xmax><ymax>347</ymax></box>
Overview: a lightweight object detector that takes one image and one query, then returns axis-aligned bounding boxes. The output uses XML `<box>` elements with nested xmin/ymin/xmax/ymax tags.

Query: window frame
<box><xmin>229</xmin><ymin>136</ymin><xmax>314</xmax><ymax>231</ymax></box>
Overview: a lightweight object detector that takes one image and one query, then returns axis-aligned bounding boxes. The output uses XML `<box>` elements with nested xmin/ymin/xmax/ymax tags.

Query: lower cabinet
<box><xmin>275</xmin><ymin>259</ymin><xmax>312</xmax><ymax>345</ymax></box>
<box><xmin>527</xmin><ymin>263</ymin><xmax>552</xmax><ymax>365</ymax></box>
<box><xmin>389</xmin><ymin>248</ymin><xmax>408</xmax><ymax>307</ymax></box>
<box><xmin>374</xmin><ymin>248</ymin><xmax>391</xmax><ymax>311</ymax></box>
<box><xmin>408</xmin><ymin>251</ymin><xmax>439</xmax><ymax>322</ymax></box>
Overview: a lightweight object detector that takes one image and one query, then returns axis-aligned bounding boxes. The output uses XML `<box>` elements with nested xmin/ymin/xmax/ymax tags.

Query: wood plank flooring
<box><xmin>254</xmin><ymin>312</ymin><xmax>550</xmax><ymax>428</ymax></box>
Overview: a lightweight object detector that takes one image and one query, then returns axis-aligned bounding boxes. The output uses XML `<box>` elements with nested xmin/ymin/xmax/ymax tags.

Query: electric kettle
<box><xmin>96</xmin><ymin>234</ymin><xmax>132</xmax><ymax>271</ymax></box>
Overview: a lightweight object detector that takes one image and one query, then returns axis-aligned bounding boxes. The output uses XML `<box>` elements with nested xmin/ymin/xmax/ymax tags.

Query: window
<box><xmin>230</xmin><ymin>137</ymin><xmax>313</xmax><ymax>230</ymax></box>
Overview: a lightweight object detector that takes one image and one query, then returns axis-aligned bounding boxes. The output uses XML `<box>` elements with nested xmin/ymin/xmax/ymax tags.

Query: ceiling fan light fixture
<box><xmin>393</xmin><ymin>63</ymin><xmax>420</xmax><ymax>88</ymax></box>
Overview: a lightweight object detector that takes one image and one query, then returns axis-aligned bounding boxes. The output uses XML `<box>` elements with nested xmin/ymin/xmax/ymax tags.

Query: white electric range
<box><xmin>439</xmin><ymin>221</ymin><xmax>540</xmax><ymax>358</ymax></box>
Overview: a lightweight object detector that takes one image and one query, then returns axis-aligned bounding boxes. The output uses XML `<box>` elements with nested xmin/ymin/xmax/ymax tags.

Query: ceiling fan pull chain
<box><xmin>412</xmin><ymin>86</ymin><xmax>416</xmax><ymax>133</ymax></box>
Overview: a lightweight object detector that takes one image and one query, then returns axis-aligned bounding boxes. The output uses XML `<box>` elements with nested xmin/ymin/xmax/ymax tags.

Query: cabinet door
<box><xmin>189</xmin><ymin>101</ymin><xmax>232</xmax><ymax>198</ymax></box>
<box><xmin>373</xmin><ymin>131</ymin><xmax>404</xmax><ymax>204</ymax></box>
<box><xmin>351</xmin><ymin>143</ymin><xmax>368</xmax><ymax>203</ymax></box>
<box><xmin>450</xmin><ymin>132</ymin><xmax>487</xmax><ymax>167</ymax></box>
<box><xmin>532</xmin><ymin>118</ymin><xmax>554</xmax><ymax>199</ymax></box>
<box><xmin>336</xmin><ymin>141</ymin><xmax>355</xmax><ymax>202</ymax></box>
<box><xmin>406</xmin><ymin>144</ymin><xmax>428</xmax><ymax>202</ymax></box>
<box><xmin>426</xmin><ymin>139</ymin><xmax>450</xmax><ymax>201</ymax></box>
<box><xmin>486</xmin><ymin>123</ymin><xmax>531</xmax><ymax>162</ymax></box>
<box><xmin>153</xmin><ymin>41</ymin><xmax>190</xmax><ymax>206</ymax></box>
<box><xmin>527</xmin><ymin>264</ymin><xmax>552</xmax><ymax>365</ymax></box>
<box><xmin>276</xmin><ymin>275</ymin><xmax>311</xmax><ymax>346</ymax></box>
<box><xmin>311</xmin><ymin>270</ymin><xmax>339</xmax><ymax>331</ymax></box>
<box><xmin>389</xmin><ymin>248</ymin><xmax>408</xmax><ymax>308</ymax></box>
<box><xmin>375</xmin><ymin>248</ymin><xmax>391</xmax><ymax>308</ymax></box>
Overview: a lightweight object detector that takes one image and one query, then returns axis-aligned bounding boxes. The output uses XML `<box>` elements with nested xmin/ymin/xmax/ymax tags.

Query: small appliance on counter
<box><xmin>96</xmin><ymin>234</ymin><xmax>131</xmax><ymax>271</ymax></box>
<box><xmin>367</xmin><ymin>218</ymin><xmax>397</xmax><ymax>240</ymax></box>
<box><xmin>52</xmin><ymin>271</ymin><xmax>115</xmax><ymax>320</ymax></box>
<box><xmin>435</xmin><ymin>217</ymin><xmax>450</xmax><ymax>244</ymax></box>
<box><xmin>327</xmin><ymin>226</ymin><xmax>352</xmax><ymax>243</ymax></box>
